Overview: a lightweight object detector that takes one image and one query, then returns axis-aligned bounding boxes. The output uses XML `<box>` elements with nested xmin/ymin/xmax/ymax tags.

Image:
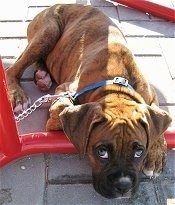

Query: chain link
<box><xmin>15</xmin><ymin>92</ymin><xmax>74</xmax><ymax>123</ymax></box>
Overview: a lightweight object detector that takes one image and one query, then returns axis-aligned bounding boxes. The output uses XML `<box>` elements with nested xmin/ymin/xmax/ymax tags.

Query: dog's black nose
<box><xmin>114</xmin><ymin>177</ymin><xmax>132</xmax><ymax>194</ymax></box>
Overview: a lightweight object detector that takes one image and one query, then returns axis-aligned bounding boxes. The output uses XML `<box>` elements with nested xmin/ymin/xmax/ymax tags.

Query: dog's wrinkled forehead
<box><xmin>89</xmin><ymin>117</ymin><xmax>148</xmax><ymax>152</ymax></box>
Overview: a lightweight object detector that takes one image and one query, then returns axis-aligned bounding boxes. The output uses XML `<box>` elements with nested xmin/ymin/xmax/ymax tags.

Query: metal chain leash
<box><xmin>15</xmin><ymin>92</ymin><xmax>75</xmax><ymax>123</ymax></box>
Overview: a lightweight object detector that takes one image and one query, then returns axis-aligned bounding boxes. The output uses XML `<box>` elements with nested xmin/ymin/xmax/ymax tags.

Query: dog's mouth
<box><xmin>92</xmin><ymin>170</ymin><xmax>138</xmax><ymax>199</ymax></box>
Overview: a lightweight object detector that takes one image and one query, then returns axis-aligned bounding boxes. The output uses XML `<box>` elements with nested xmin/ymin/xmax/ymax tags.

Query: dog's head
<box><xmin>59</xmin><ymin>98</ymin><xmax>171</xmax><ymax>198</ymax></box>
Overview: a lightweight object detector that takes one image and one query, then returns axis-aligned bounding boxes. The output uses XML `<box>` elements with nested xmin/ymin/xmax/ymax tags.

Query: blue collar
<box><xmin>71</xmin><ymin>76</ymin><xmax>134</xmax><ymax>103</ymax></box>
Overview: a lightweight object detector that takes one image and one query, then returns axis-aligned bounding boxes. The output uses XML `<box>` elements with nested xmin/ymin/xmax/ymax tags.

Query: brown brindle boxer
<box><xmin>5</xmin><ymin>4</ymin><xmax>172</xmax><ymax>198</ymax></box>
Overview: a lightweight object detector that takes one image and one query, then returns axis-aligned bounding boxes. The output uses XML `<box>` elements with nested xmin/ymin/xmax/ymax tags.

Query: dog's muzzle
<box><xmin>92</xmin><ymin>168</ymin><xmax>139</xmax><ymax>198</ymax></box>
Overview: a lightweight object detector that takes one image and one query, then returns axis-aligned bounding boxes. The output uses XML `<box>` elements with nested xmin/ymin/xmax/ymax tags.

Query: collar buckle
<box><xmin>113</xmin><ymin>77</ymin><xmax>128</xmax><ymax>87</ymax></box>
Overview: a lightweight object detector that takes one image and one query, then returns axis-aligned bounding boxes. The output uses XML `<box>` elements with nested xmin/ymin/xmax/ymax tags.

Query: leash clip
<box><xmin>113</xmin><ymin>77</ymin><xmax>128</xmax><ymax>87</ymax></box>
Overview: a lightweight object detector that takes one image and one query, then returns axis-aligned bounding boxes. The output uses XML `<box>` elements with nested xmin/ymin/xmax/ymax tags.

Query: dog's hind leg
<box><xmin>33</xmin><ymin>61</ymin><xmax>53</xmax><ymax>91</ymax></box>
<box><xmin>5</xmin><ymin>8</ymin><xmax>62</xmax><ymax>113</ymax></box>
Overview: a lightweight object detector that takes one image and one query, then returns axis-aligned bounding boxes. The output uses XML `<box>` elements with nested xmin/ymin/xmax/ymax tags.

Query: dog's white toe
<box><xmin>153</xmin><ymin>172</ymin><xmax>161</xmax><ymax>178</ymax></box>
<box><xmin>14</xmin><ymin>97</ymin><xmax>31</xmax><ymax>115</ymax></box>
<box><xmin>14</xmin><ymin>104</ymin><xmax>23</xmax><ymax>114</ymax></box>
<box><xmin>143</xmin><ymin>169</ymin><xmax>161</xmax><ymax>179</ymax></box>
<box><xmin>143</xmin><ymin>169</ymin><xmax>154</xmax><ymax>177</ymax></box>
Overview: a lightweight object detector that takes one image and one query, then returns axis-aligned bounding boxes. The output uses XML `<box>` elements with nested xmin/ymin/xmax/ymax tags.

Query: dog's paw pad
<box><xmin>34</xmin><ymin>70</ymin><xmax>52</xmax><ymax>91</ymax></box>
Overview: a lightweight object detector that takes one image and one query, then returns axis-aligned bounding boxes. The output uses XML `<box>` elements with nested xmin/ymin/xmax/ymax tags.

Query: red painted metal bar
<box><xmin>112</xmin><ymin>0</ymin><xmax>175</xmax><ymax>22</ymax></box>
<box><xmin>0</xmin><ymin>57</ymin><xmax>174</xmax><ymax>168</ymax></box>
<box><xmin>0</xmin><ymin>58</ymin><xmax>21</xmax><ymax>155</ymax></box>
<box><xmin>0</xmin><ymin>132</ymin><xmax>77</xmax><ymax>167</ymax></box>
<box><xmin>165</xmin><ymin>129</ymin><xmax>175</xmax><ymax>149</ymax></box>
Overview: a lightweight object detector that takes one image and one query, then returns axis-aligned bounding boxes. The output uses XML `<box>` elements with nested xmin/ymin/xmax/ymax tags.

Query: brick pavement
<box><xmin>0</xmin><ymin>0</ymin><xmax>175</xmax><ymax>204</ymax></box>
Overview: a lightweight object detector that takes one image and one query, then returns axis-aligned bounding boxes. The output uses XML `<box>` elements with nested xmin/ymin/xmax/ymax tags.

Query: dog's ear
<box><xmin>139</xmin><ymin>103</ymin><xmax>172</xmax><ymax>143</ymax></box>
<box><xmin>59</xmin><ymin>103</ymin><xmax>104</xmax><ymax>157</ymax></box>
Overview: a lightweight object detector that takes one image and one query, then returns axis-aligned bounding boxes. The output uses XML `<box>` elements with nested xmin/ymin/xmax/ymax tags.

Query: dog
<box><xmin>5</xmin><ymin>4</ymin><xmax>172</xmax><ymax>198</ymax></box>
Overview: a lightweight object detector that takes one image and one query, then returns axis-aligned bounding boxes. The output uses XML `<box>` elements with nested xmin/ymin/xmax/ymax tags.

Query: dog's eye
<box><xmin>96</xmin><ymin>146</ymin><xmax>109</xmax><ymax>159</ymax></box>
<box><xmin>134</xmin><ymin>149</ymin><xmax>144</xmax><ymax>158</ymax></box>
<box><xmin>133</xmin><ymin>142</ymin><xmax>144</xmax><ymax>158</ymax></box>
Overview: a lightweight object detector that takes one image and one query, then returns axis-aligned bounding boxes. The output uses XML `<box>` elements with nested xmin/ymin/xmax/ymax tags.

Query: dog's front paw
<box><xmin>46</xmin><ymin>97</ymin><xmax>73</xmax><ymax>131</ymax></box>
<box><xmin>7</xmin><ymin>81</ymin><xmax>31</xmax><ymax>115</ymax></box>
<box><xmin>143</xmin><ymin>136</ymin><xmax>167</xmax><ymax>178</ymax></box>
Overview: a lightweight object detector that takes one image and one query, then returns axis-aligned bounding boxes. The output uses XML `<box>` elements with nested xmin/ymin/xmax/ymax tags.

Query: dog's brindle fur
<box><xmin>6</xmin><ymin>4</ymin><xmax>171</xmax><ymax>198</ymax></box>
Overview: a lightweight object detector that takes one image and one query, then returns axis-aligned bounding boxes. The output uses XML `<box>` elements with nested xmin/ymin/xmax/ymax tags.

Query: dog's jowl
<box><xmin>5</xmin><ymin>4</ymin><xmax>172</xmax><ymax>198</ymax></box>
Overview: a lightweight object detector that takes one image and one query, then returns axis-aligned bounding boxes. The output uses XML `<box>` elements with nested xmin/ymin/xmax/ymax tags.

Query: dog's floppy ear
<box><xmin>139</xmin><ymin>103</ymin><xmax>172</xmax><ymax>143</ymax></box>
<box><xmin>59</xmin><ymin>103</ymin><xmax>104</xmax><ymax>157</ymax></box>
